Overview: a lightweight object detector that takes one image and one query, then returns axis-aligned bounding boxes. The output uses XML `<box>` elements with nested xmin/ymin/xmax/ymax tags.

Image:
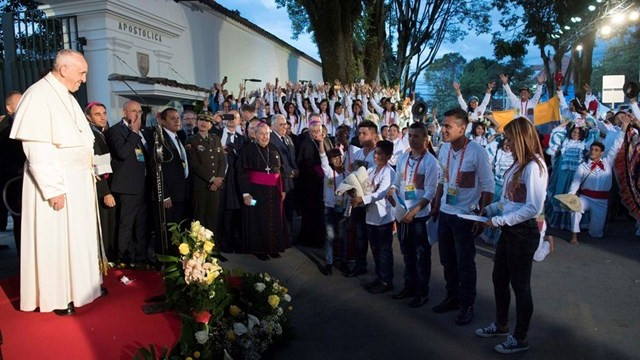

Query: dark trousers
<box><xmin>352</xmin><ymin>207</ymin><xmax>369</xmax><ymax>270</ymax></box>
<box><xmin>398</xmin><ymin>216</ymin><xmax>431</xmax><ymax>296</ymax></box>
<box><xmin>98</xmin><ymin>200</ymin><xmax>117</xmax><ymax>260</ymax></box>
<box><xmin>115</xmin><ymin>192</ymin><xmax>148</xmax><ymax>263</ymax></box>
<box><xmin>493</xmin><ymin>219</ymin><xmax>539</xmax><ymax>342</ymax></box>
<box><xmin>437</xmin><ymin>212</ymin><xmax>476</xmax><ymax>307</ymax></box>
<box><xmin>367</xmin><ymin>222</ymin><xmax>394</xmax><ymax>284</ymax></box>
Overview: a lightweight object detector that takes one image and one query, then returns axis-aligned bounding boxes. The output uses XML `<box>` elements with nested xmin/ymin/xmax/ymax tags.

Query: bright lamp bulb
<box><xmin>576</xmin><ymin>45</ymin><xmax>583</xmax><ymax>51</ymax></box>
<box><xmin>612</xmin><ymin>13</ymin><xmax>625</xmax><ymax>24</ymax></box>
<box><xmin>630</xmin><ymin>11</ymin><xmax>639</xmax><ymax>21</ymax></box>
<box><xmin>564</xmin><ymin>25</ymin><xmax>571</xmax><ymax>30</ymax></box>
<box><xmin>601</xmin><ymin>25</ymin><xmax>612</xmax><ymax>35</ymax></box>
<box><xmin>588</xmin><ymin>5</ymin><xmax>596</xmax><ymax>11</ymax></box>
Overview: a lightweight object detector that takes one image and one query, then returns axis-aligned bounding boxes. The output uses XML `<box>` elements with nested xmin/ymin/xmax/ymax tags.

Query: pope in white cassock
<box><xmin>10</xmin><ymin>49</ymin><xmax>103</xmax><ymax>314</ymax></box>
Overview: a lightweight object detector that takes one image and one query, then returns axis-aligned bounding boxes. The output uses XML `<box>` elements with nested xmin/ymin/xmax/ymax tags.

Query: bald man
<box><xmin>10</xmin><ymin>49</ymin><xmax>103</xmax><ymax>314</ymax></box>
<box><xmin>105</xmin><ymin>100</ymin><xmax>150</xmax><ymax>268</ymax></box>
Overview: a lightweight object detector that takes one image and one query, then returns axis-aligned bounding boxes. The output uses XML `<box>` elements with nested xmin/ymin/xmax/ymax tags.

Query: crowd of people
<box><xmin>2</xmin><ymin>49</ymin><xmax>640</xmax><ymax>355</ymax></box>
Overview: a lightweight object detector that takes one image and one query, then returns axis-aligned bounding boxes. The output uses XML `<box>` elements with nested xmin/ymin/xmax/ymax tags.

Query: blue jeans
<box><xmin>352</xmin><ymin>207</ymin><xmax>368</xmax><ymax>270</ymax></box>
<box><xmin>398</xmin><ymin>216</ymin><xmax>431</xmax><ymax>296</ymax></box>
<box><xmin>437</xmin><ymin>212</ymin><xmax>476</xmax><ymax>307</ymax></box>
<box><xmin>324</xmin><ymin>207</ymin><xmax>346</xmax><ymax>265</ymax></box>
<box><xmin>367</xmin><ymin>222</ymin><xmax>394</xmax><ymax>284</ymax></box>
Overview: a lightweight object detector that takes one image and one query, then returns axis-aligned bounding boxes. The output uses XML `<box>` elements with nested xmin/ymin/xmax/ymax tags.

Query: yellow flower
<box><xmin>193</xmin><ymin>351</ymin><xmax>201</xmax><ymax>359</ymax></box>
<box><xmin>268</xmin><ymin>295</ymin><xmax>280</xmax><ymax>308</ymax></box>
<box><xmin>178</xmin><ymin>243</ymin><xmax>190</xmax><ymax>255</ymax></box>
<box><xmin>229</xmin><ymin>305</ymin><xmax>241</xmax><ymax>317</ymax></box>
<box><xmin>203</xmin><ymin>240</ymin><xmax>214</xmax><ymax>253</ymax></box>
<box><xmin>190</xmin><ymin>221</ymin><xmax>202</xmax><ymax>237</ymax></box>
<box><xmin>288</xmin><ymin>306</ymin><xmax>293</xmax><ymax>311</ymax></box>
<box><xmin>226</xmin><ymin>329</ymin><xmax>236</xmax><ymax>341</ymax></box>
<box><xmin>186</xmin><ymin>357</ymin><xmax>193</xmax><ymax>360</ymax></box>
<box><xmin>280</xmin><ymin>286</ymin><xmax>288</xmax><ymax>294</ymax></box>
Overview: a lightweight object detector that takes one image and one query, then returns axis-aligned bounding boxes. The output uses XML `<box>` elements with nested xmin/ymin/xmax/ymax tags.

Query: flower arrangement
<box><xmin>135</xmin><ymin>221</ymin><xmax>292</xmax><ymax>360</ymax></box>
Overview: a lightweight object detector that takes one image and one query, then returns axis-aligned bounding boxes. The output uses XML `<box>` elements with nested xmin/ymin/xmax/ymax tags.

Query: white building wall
<box><xmin>40</xmin><ymin>0</ymin><xmax>323</xmax><ymax>124</ymax></box>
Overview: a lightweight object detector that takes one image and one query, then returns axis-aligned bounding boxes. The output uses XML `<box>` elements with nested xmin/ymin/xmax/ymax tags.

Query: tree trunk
<box><xmin>579</xmin><ymin>30</ymin><xmax>596</xmax><ymax>89</ymax></box>
<box><xmin>302</xmin><ymin>0</ymin><xmax>361</xmax><ymax>83</ymax></box>
<box><xmin>362</xmin><ymin>0</ymin><xmax>386</xmax><ymax>83</ymax></box>
<box><xmin>540</xmin><ymin>46</ymin><xmax>554</xmax><ymax>96</ymax></box>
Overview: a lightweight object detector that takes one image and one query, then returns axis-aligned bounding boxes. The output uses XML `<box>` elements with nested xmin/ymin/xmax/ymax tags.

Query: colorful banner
<box><xmin>492</xmin><ymin>109</ymin><xmax>516</xmax><ymax>130</ymax></box>
<box><xmin>533</xmin><ymin>96</ymin><xmax>561</xmax><ymax>126</ymax></box>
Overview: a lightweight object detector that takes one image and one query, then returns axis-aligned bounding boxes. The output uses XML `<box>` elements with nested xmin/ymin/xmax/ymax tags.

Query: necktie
<box><xmin>175</xmin><ymin>135</ymin><xmax>188</xmax><ymax>178</ymax></box>
<box><xmin>590</xmin><ymin>160</ymin><xmax>604</xmax><ymax>171</ymax></box>
<box><xmin>226</xmin><ymin>133</ymin><xmax>233</xmax><ymax>146</ymax></box>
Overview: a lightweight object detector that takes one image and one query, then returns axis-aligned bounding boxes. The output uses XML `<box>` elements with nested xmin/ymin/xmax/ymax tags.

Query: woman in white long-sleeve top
<box><xmin>453</xmin><ymin>81</ymin><xmax>495</xmax><ymax>121</ymax></box>
<box><xmin>476</xmin><ymin>117</ymin><xmax>548</xmax><ymax>355</ymax></box>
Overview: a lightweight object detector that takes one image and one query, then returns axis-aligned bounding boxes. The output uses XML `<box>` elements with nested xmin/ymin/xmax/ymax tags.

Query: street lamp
<box><xmin>612</xmin><ymin>13</ymin><xmax>625</xmax><ymax>24</ymax></box>
<box><xmin>576</xmin><ymin>44</ymin><xmax>583</xmax><ymax>51</ymax></box>
<box><xmin>630</xmin><ymin>11</ymin><xmax>639</xmax><ymax>21</ymax></box>
<box><xmin>600</xmin><ymin>25</ymin><xmax>612</xmax><ymax>35</ymax></box>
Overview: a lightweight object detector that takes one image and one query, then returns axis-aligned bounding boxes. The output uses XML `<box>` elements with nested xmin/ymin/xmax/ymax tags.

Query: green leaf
<box><xmin>156</xmin><ymin>255</ymin><xmax>180</xmax><ymax>263</ymax></box>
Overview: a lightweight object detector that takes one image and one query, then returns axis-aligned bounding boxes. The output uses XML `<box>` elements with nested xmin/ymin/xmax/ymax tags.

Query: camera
<box><xmin>221</xmin><ymin>114</ymin><xmax>235</xmax><ymax>121</ymax></box>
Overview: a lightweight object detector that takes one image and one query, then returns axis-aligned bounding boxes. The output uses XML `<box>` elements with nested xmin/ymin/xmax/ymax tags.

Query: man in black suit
<box><xmin>217</xmin><ymin>110</ymin><xmax>245</xmax><ymax>251</ymax></box>
<box><xmin>86</xmin><ymin>102</ymin><xmax>117</xmax><ymax>261</ymax></box>
<box><xmin>152</xmin><ymin>107</ymin><xmax>189</xmax><ymax>227</ymax></box>
<box><xmin>0</xmin><ymin>91</ymin><xmax>24</xmax><ymax>252</ymax></box>
<box><xmin>105</xmin><ymin>100</ymin><xmax>149</xmax><ymax>267</ymax></box>
<box><xmin>270</xmin><ymin>114</ymin><xmax>297</xmax><ymax>236</ymax></box>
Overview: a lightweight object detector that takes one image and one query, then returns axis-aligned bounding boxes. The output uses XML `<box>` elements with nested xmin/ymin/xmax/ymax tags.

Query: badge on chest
<box><xmin>446</xmin><ymin>186</ymin><xmax>458</xmax><ymax>205</ymax></box>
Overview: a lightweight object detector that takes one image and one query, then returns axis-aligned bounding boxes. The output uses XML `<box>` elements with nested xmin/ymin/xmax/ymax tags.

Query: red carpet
<box><xmin>0</xmin><ymin>269</ymin><xmax>180</xmax><ymax>360</ymax></box>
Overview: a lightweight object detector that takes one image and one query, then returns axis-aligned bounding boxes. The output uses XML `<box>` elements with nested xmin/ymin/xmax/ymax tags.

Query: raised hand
<box><xmin>537</xmin><ymin>72</ymin><xmax>547</xmax><ymax>84</ymax></box>
<box><xmin>452</xmin><ymin>81</ymin><xmax>461</xmax><ymax>92</ymax></box>
<box><xmin>499</xmin><ymin>73</ymin><xmax>509</xmax><ymax>85</ymax></box>
<box><xmin>487</xmin><ymin>81</ymin><xmax>496</xmax><ymax>92</ymax></box>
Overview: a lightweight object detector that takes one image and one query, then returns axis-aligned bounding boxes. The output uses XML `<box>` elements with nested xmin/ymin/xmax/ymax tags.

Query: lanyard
<box><xmin>403</xmin><ymin>151</ymin><xmax>426</xmax><ymax>184</ymax></box>
<box><xmin>445</xmin><ymin>139</ymin><xmax>469</xmax><ymax>186</ymax></box>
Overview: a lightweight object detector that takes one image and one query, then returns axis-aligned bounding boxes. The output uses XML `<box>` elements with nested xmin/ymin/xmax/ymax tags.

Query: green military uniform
<box><xmin>186</xmin><ymin>132</ymin><xmax>227</xmax><ymax>233</ymax></box>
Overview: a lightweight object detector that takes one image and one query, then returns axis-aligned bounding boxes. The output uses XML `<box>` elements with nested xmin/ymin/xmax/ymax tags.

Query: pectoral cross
<box><xmin>265</xmin><ymin>166</ymin><xmax>271</xmax><ymax>174</ymax></box>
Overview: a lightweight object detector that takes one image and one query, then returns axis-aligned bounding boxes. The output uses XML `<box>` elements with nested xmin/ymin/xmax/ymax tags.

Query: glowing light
<box><xmin>600</xmin><ymin>25</ymin><xmax>612</xmax><ymax>35</ymax></box>
<box><xmin>588</xmin><ymin>5</ymin><xmax>596</xmax><ymax>11</ymax></box>
<box><xmin>630</xmin><ymin>11</ymin><xmax>639</xmax><ymax>21</ymax></box>
<box><xmin>564</xmin><ymin>25</ymin><xmax>571</xmax><ymax>30</ymax></box>
<box><xmin>576</xmin><ymin>45</ymin><xmax>583</xmax><ymax>51</ymax></box>
<box><xmin>575</xmin><ymin>17</ymin><xmax>582</xmax><ymax>22</ymax></box>
<box><xmin>612</xmin><ymin>13</ymin><xmax>625</xmax><ymax>24</ymax></box>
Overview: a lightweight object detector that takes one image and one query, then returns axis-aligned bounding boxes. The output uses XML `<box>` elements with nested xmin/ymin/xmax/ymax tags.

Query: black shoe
<box><xmin>368</xmin><ymin>282</ymin><xmax>394</xmax><ymax>294</ymax></box>
<box><xmin>364</xmin><ymin>279</ymin><xmax>382</xmax><ymax>290</ymax></box>
<box><xmin>53</xmin><ymin>303</ymin><xmax>75</xmax><ymax>316</ymax></box>
<box><xmin>254</xmin><ymin>254</ymin><xmax>269</xmax><ymax>261</ymax></box>
<box><xmin>432</xmin><ymin>297</ymin><xmax>460</xmax><ymax>313</ymax></box>
<box><xmin>346</xmin><ymin>268</ymin><xmax>367</xmax><ymax>278</ymax></box>
<box><xmin>391</xmin><ymin>287</ymin><xmax>416</xmax><ymax>300</ymax></box>
<box><xmin>269</xmin><ymin>253</ymin><xmax>281</xmax><ymax>259</ymax></box>
<box><xmin>100</xmin><ymin>287</ymin><xmax>108</xmax><ymax>297</ymax></box>
<box><xmin>408</xmin><ymin>295</ymin><xmax>429</xmax><ymax>308</ymax></box>
<box><xmin>334</xmin><ymin>261</ymin><xmax>349</xmax><ymax>274</ymax></box>
<box><xmin>455</xmin><ymin>305</ymin><xmax>474</xmax><ymax>325</ymax></box>
<box><xmin>324</xmin><ymin>264</ymin><xmax>332</xmax><ymax>276</ymax></box>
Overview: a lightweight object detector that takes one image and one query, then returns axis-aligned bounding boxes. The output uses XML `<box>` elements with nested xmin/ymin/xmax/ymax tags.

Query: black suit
<box><xmin>147</xmin><ymin>127</ymin><xmax>189</xmax><ymax>226</ymax></box>
<box><xmin>218</xmin><ymin>128</ymin><xmax>245</xmax><ymax>251</ymax></box>
<box><xmin>105</xmin><ymin>120</ymin><xmax>149</xmax><ymax>264</ymax></box>
<box><xmin>0</xmin><ymin>115</ymin><xmax>25</xmax><ymax>252</ymax></box>
<box><xmin>270</xmin><ymin>132</ymin><xmax>297</xmax><ymax>235</ymax></box>
<box><xmin>91</xmin><ymin>124</ymin><xmax>117</xmax><ymax>260</ymax></box>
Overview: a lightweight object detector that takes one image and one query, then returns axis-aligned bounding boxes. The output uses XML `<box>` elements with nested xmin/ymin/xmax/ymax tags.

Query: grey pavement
<box><xmin>1</xmin><ymin>217</ymin><xmax>639</xmax><ymax>359</ymax></box>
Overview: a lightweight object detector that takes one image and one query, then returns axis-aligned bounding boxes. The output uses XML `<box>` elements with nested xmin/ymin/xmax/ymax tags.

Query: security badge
<box><xmin>404</xmin><ymin>183</ymin><xmax>416</xmax><ymax>200</ymax></box>
<box><xmin>446</xmin><ymin>186</ymin><xmax>458</xmax><ymax>205</ymax></box>
<box><xmin>197</xmin><ymin>145</ymin><xmax>206</xmax><ymax>152</ymax></box>
<box><xmin>135</xmin><ymin>147</ymin><xmax>145</xmax><ymax>162</ymax></box>
<box><xmin>327</xmin><ymin>178</ymin><xmax>334</xmax><ymax>187</ymax></box>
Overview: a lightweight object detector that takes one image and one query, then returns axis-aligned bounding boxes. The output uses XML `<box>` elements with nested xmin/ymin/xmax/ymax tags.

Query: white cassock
<box><xmin>10</xmin><ymin>72</ymin><xmax>102</xmax><ymax>312</ymax></box>
<box><xmin>568</xmin><ymin>130</ymin><xmax>624</xmax><ymax>238</ymax></box>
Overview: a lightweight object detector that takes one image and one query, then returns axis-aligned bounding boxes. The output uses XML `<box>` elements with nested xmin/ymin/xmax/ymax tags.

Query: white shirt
<box><xmin>503</xmin><ymin>83</ymin><xmax>543</xmax><ymax>120</ymax></box>
<box><xmin>457</xmin><ymin>93</ymin><xmax>491</xmax><ymax>121</ymax></box>
<box><xmin>320</xmin><ymin>153</ymin><xmax>347</xmax><ymax>209</ymax></box>
<box><xmin>362</xmin><ymin>164</ymin><xmax>397</xmax><ymax>225</ymax></box>
<box><xmin>491</xmin><ymin>159</ymin><xmax>547</xmax><ymax>227</ymax></box>
<box><xmin>438</xmin><ymin>140</ymin><xmax>495</xmax><ymax>215</ymax></box>
<box><xmin>351</xmin><ymin>146</ymin><xmax>375</xmax><ymax>171</ymax></box>
<box><xmin>389</xmin><ymin>138</ymin><xmax>407</xmax><ymax>166</ymax></box>
<box><xmin>568</xmin><ymin>130</ymin><xmax>624</xmax><ymax>194</ymax></box>
<box><xmin>391</xmin><ymin>150</ymin><xmax>440</xmax><ymax>218</ymax></box>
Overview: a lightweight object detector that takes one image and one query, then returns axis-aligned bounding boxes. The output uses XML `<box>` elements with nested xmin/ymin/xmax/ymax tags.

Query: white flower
<box><xmin>254</xmin><ymin>282</ymin><xmax>266</xmax><ymax>292</ymax></box>
<box><xmin>272</xmin><ymin>283</ymin><xmax>280</xmax><ymax>291</ymax></box>
<box><xmin>233</xmin><ymin>322</ymin><xmax>248</xmax><ymax>336</ymax></box>
<box><xmin>247</xmin><ymin>314</ymin><xmax>260</xmax><ymax>332</ymax></box>
<box><xmin>276</xmin><ymin>307</ymin><xmax>283</xmax><ymax>316</ymax></box>
<box><xmin>283</xmin><ymin>294</ymin><xmax>291</xmax><ymax>302</ymax></box>
<box><xmin>263</xmin><ymin>273</ymin><xmax>271</xmax><ymax>282</ymax></box>
<box><xmin>195</xmin><ymin>330</ymin><xmax>209</xmax><ymax>344</ymax></box>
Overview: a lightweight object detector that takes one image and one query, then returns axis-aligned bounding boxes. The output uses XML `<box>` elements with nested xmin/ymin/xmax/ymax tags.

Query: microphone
<box><xmin>243</xmin><ymin>78</ymin><xmax>262</xmax><ymax>82</ymax></box>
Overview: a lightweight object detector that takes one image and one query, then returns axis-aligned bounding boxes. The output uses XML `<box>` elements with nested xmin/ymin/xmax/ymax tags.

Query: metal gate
<box><xmin>1</xmin><ymin>10</ymin><xmax>86</xmax><ymax>114</ymax></box>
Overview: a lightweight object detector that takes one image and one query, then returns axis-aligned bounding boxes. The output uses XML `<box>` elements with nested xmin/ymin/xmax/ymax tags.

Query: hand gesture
<box><xmin>487</xmin><ymin>81</ymin><xmax>496</xmax><ymax>92</ymax></box>
<box><xmin>452</xmin><ymin>81</ymin><xmax>461</xmax><ymax>92</ymax></box>
<box><xmin>243</xmin><ymin>194</ymin><xmax>253</xmax><ymax>206</ymax></box>
<box><xmin>537</xmin><ymin>72</ymin><xmax>547</xmax><ymax>84</ymax></box>
<box><xmin>499</xmin><ymin>73</ymin><xmax>509</xmax><ymax>85</ymax></box>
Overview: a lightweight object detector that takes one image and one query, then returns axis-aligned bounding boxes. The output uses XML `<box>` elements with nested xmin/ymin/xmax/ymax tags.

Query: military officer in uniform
<box><xmin>186</xmin><ymin>112</ymin><xmax>227</xmax><ymax>234</ymax></box>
